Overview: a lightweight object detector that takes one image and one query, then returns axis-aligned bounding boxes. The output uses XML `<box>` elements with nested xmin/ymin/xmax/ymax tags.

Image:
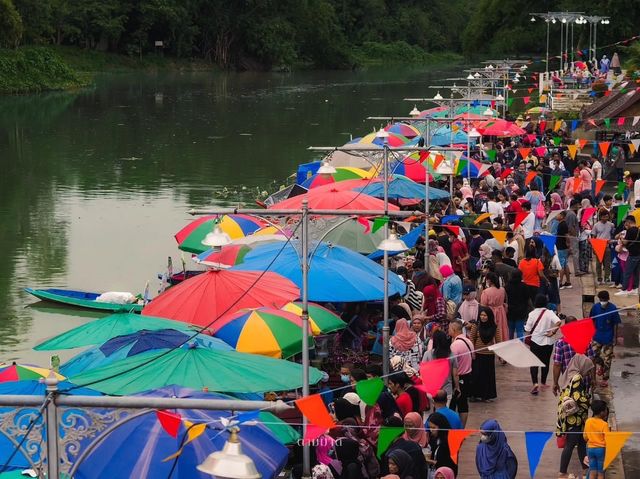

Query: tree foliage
<box><xmin>0</xmin><ymin>0</ymin><xmax>23</xmax><ymax>49</ymax></box>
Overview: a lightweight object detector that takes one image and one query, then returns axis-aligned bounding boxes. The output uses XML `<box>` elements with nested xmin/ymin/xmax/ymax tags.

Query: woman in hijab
<box><xmin>475</xmin><ymin>419</ymin><xmax>517</xmax><ymax>479</ymax></box>
<box><xmin>389</xmin><ymin>318</ymin><xmax>423</xmax><ymax>371</ymax></box>
<box><xmin>458</xmin><ymin>285</ymin><xmax>480</xmax><ymax>330</ymax></box>
<box><xmin>402</xmin><ymin>412</ymin><xmax>428</xmax><ymax>447</ymax></box>
<box><xmin>387</xmin><ymin>449</ymin><xmax>415</xmax><ymax>479</ymax></box>
<box><xmin>434</xmin><ymin>467</ymin><xmax>456</xmax><ymax>479</ymax></box>
<box><xmin>468</xmin><ymin>306</ymin><xmax>501</xmax><ymax>401</ymax></box>
<box><xmin>427</xmin><ymin>412</ymin><xmax>457</xmax><ymax>476</ymax></box>
<box><xmin>410</xmin><ymin>316</ymin><xmax>429</xmax><ymax>350</ymax></box>
<box><xmin>333</xmin><ymin>398</ymin><xmax>361</xmax><ymax>423</ymax></box>
<box><xmin>480</xmin><ymin>272</ymin><xmax>508</xmax><ymax>345</ymax></box>
<box><xmin>329</xmin><ymin>438</ymin><xmax>364</xmax><ymax>479</ymax></box>
<box><xmin>505</xmin><ymin>269</ymin><xmax>529</xmax><ymax>340</ymax></box>
<box><xmin>421</xmin><ymin>280</ymin><xmax>446</xmax><ymax>326</ymax></box>
<box><xmin>556</xmin><ymin>354</ymin><xmax>594</xmax><ymax>478</ymax></box>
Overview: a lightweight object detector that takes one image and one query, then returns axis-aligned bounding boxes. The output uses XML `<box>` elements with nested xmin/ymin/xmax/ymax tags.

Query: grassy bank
<box><xmin>351</xmin><ymin>41</ymin><xmax>463</xmax><ymax>66</ymax></box>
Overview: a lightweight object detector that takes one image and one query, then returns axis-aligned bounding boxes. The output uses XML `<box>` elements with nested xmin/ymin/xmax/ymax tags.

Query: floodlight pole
<box><xmin>301</xmin><ymin>198</ymin><xmax>311</xmax><ymax>478</ymax></box>
<box><xmin>382</xmin><ymin>141</ymin><xmax>391</xmax><ymax>380</ymax></box>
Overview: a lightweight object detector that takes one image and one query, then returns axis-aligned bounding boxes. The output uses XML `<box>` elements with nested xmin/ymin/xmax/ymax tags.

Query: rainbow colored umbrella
<box><xmin>281</xmin><ymin>302</ymin><xmax>346</xmax><ymax>335</ymax></box>
<box><xmin>349</xmin><ymin>132</ymin><xmax>411</xmax><ymax>147</ymax></box>
<box><xmin>384</xmin><ymin>123</ymin><xmax>420</xmax><ymax>139</ymax></box>
<box><xmin>194</xmin><ymin>244</ymin><xmax>252</xmax><ymax>268</ymax></box>
<box><xmin>0</xmin><ymin>364</ymin><xmax>65</xmax><ymax>382</ymax></box>
<box><xmin>212</xmin><ymin>308</ymin><xmax>313</xmax><ymax>358</ymax></box>
<box><xmin>300</xmin><ymin>167</ymin><xmax>374</xmax><ymax>189</ymax></box>
<box><xmin>270</xmin><ymin>187</ymin><xmax>399</xmax><ymax>212</ymax></box>
<box><xmin>175</xmin><ymin>214</ymin><xmax>268</xmax><ymax>254</ymax></box>
<box><xmin>390</xmin><ymin>151</ymin><xmax>431</xmax><ymax>183</ymax></box>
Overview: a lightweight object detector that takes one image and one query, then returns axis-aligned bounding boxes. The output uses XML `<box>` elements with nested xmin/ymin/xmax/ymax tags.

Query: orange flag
<box><xmin>295</xmin><ymin>394</ymin><xmax>336</xmax><ymax>429</ymax></box>
<box><xmin>448</xmin><ymin>429</ymin><xmax>478</xmax><ymax>464</ymax></box>
<box><xmin>578</xmin><ymin>138</ymin><xmax>588</xmax><ymax>149</ymax></box>
<box><xmin>567</xmin><ymin>144</ymin><xmax>578</xmax><ymax>159</ymax></box>
<box><xmin>604</xmin><ymin>432</ymin><xmax>632</xmax><ymax>469</ymax></box>
<box><xmin>432</xmin><ymin>153</ymin><xmax>445</xmax><ymax>170</ymax></box>
<box><xmin>490</xmin><ymin>230</ymin><xmax>508</xmax><ymax>245</ymax></box>
<box><xmin>525</xmin><ymin>171</ymin><xmax>538</xmax><ymax>186</ymax></box>
<box><xmin>589</xmin><ymin>238</ymin><xmax>608</xmax><ymax>262</ymax></box>
<box><xmin>162</xmin><ymin>421</ymin><xmax>208</xmax><ymax>461</ymax></box>
<box><xmin>539</xmin><ymin>94</ymin><xmax>547</xmax><ymax>103</ymax></box>
<box><xmin>444</xmin><ymin>225</ymin><xmax>460</xmax><ymax>236</ymax></box>
<box><xmin>513</xmin><ymin>211</ymin><xmax>528</xmax><ymax>231</ymax></box>
<box><xmin>554</xmin><ymin>120</ymin><xmax>562</xmax><ymax>131</ymax></box>
<box><xmin>599</xmin><ymin>141</ymin><xmax>611</xmax><ymax>156</ymax></box>
<box><xmin>474</xmin><ymin>213</ymin><xmax>491</xmax><ymax>224</ymax></box>
<box><xmin>518</xmin><ymin>147</ymin><xmax>531</xmax><ymax>159</ymax></box>
<box><xmin>573</xmin><ymin>177</ymin><xmax>582</xmax><ymax>194</ymax></box>
<box><xmin>595</xmin><ymin>179</ymin><xmax>606</xmax><ymax>196</ymax></box>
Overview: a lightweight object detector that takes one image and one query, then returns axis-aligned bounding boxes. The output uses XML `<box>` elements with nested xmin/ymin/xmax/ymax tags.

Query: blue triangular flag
<box><xmin>571</xmin><ymin>120</ymin><xmax>578</xmax><ymax>131</ymax></box>
<box><xmin>237</xmin><ymin>410</ymin><xmax>261</xmax><ymax>423</ymax></box>
<box><xmin>525</xmin><ymin>431</ymin><xmax>553</xmax><ymax>477</ymax></box>
<box><xmin>471</xmin><ymin>100</ymin><xmax>480</xmax><ymax>107</ymax></box>
<box><xmin>539</xmin><ymin>235</ymin><xmax>556</xmax><ymax>255</ymax></box>
<box><xmin>440</xmin><ymin>215</ymin><xmax>461</xmax><ymax>224</ymax></box>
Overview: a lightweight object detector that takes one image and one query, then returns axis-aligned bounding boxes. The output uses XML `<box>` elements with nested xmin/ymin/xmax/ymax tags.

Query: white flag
<box><xmin>632</xmin><ymin>139</ymin><xmax>640</xmax><ymax>153</ymax></box>
<box><xmin>489</xmin><ymin>339</ymin><xmax>545</xmax><ymax>368</ymax></box>
<box><xmin>633</xmin><ymin>116</ymin><xmax>640</xmax><ymax>126</ymax></box>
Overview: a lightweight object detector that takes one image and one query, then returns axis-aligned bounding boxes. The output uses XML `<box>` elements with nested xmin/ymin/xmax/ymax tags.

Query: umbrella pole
<box><xmin>424</xmin><ymin>121</ymin><xmax>431</xmax><ymax>274</ymax></box>
<box><xmin>382</xmin><ymin>142</ymin><xmax>390</xmax><ymax>380</ymax></box>
<box><xmin>301</xmin><ymin>198</ymin><xmax>311</xmax><ymax>478</ymax></box>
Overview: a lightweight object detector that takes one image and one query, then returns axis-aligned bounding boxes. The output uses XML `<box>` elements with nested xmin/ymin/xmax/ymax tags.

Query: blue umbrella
<box><xmin>354</xmin><ymin>177</ymin><xmax>449</xmax><ymax>200</ymax></box>
<box><xmin>0</xmin><ymin>380</ymin><xmax>102</xmax><ymax>471</ymax></box>
<box><xmin>71</xmin><ymin>385</ymin><xmax>289</xmax><ymax>479</ymax></box>
<box><xmin>61</xmin><ymin>330</ymin><xmax>231</xmax><ymax>377</ymax></box>
<box><xmin>233</xmin><ymin>241</ymin><xmax>406</xmax><ymax>302</ymax></box>
<box><xmin>430</xmin><ymin>126</ymin><xmax>470</xmax><ymax>146</ymax></box>
<box><xmin>368</xmin><ymin>224</ymin><xmax>425</xmax><ymax>261</ymax></box>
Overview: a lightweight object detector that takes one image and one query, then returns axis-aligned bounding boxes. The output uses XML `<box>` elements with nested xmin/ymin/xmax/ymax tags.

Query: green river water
<box><xmin>0</xmin><ymin>67</ymin><xmax>454</xmax><ymax>364</ymax></box>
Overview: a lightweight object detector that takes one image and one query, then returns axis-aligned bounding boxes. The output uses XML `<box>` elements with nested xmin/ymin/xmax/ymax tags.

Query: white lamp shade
<box><xmin>474</xmin><ymin>72</ymin><xmax>481</xmax><ymax>78</ymax></box>
<box><xmin>201</xmin><ymin>225</ymin><xmax>232</xmax><ymax>248</ymax></box>
<box><xmin>468</xmin><ymin>128</ymin><xmax>482</xmax><ymax>138</ymax></box>
<box><xmin>433</xmin><ymin>92</ymin><xmax>443</xmax><ymax>100</ymax></box>
<box><xmin>317</xmin><ymin>161</ymin><xmax>337</xmax><ymax>175</ymax></box>
<box><xmin>495</xmin><ymin>94</ymin><xmax>504</xmax><ymax>101</ymax></box>
<box><xmin>197</xmin><ymin>430</ymin><xmax>262</xmax><ymax>479</ymax></box>
<box><xmin>409</xmin><ymin>105</ymin><xmax>421</xmax><ymax>116</ymax></box>
<box><xmin>466</xmin><ymin>74</ymin><xmax>475</xmax><ymax>80</ymax></box>
<box><xmin>483</xmin><ymin>108</ymin><xmax>494</xmax><ymax>116</ymax></box>
<box><xmin>375</xmin><ymin>127</ymin><xmax>389</xmax><ymax>139</ymax></box>
<box><xmin>378</xmin><ymin>229</ymin><xmax>408</xmax><ymax>252</ymax></box>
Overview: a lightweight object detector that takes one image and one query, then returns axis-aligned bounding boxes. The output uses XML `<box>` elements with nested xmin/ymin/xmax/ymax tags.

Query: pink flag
<box><xmin>416</xmin><ymin>359</ymin><xmax>450</xmax><ymax>396</ymax></box>
<box><xmin>357</xmin><ymin>216</ymin><xmax>371</xmax><ymax>234</ymax></box>
<box><xmin>581</xmin><ymin>207</ymin><xmax>597</xmax><ymax>226</ymax></box>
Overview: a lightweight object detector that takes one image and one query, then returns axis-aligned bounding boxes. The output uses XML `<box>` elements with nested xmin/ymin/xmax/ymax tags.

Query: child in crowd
<box><xmin>583</xmin><ymin>399</ymin><xmax>610</xmax><ymax>479</ymax></box>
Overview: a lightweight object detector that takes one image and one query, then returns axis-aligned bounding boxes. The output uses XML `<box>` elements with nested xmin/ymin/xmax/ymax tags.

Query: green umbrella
<box><xmin>69</xmin><ymin>344</ymin><xmax>323</xmax><ymax>395</ymax></box>
<box><xmin>320</xmin><ymin>218</ymin><xmax>386</xmax><ymax>254</ymax></box>
<box><xmin>259</xmin><ymin>411</ymin><xmax>300</xmax><ymax>444</ymax></box>
<box><xmin>34</xmin><ymin>313</ymin><xmax>197</xmax><ymax>351</ymax></box>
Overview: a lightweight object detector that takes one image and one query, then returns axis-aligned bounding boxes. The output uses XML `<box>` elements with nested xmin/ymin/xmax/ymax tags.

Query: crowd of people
<box><xmin>301</xmin><ymin>120</ymin><xmax>634</xmax><ymax>478</ymax></box>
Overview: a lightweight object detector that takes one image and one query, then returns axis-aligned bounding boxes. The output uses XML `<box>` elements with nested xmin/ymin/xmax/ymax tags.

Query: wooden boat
<box><xmin>24</xmin><ymin>288</ymin><xmax>144</xmax><ymax>313</ymax></box>
<box><xmin>158</xmin><ymin>270</ymin><xmax>205</xmax><ymax>286</ymax></box>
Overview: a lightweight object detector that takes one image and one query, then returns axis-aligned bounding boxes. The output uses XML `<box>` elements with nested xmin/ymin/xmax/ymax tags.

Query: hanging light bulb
<box><xmin>409</xmin><ymin>105</ymin><xmax>420</xmax><ymax>117</ymax></box>
<box><xmin>433</xmin><ymin>91</ymin><xmax>444</xmax><ymax>100</ymax></box>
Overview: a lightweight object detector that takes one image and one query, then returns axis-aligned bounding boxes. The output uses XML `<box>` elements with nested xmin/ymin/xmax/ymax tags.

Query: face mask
<box><xmin>479</xmin><ymin>434</ymin><xmax>491</xmax><ymax>443</ymax></box>
<box><xmin>600</xmin><ymin>301</ymin><xmax>608</xmax><ymax>307</ymax></box>
<box><xmin>340</xmin><ymin>374</ymin><xmax>351</xmax><ymax>384</ymax></box>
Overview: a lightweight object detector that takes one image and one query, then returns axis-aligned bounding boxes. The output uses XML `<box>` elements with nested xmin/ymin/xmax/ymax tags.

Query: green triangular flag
<box><xmin>377</xmin><ymin>427</ymin><xmax>404</xmax><ymax>457</ymax></box>
<box><xmin>617</xmin><ymin>204</ymin><xmax>630</xmax><ymax>226</ymax></box>
<box><xmin>553</xmin><ymin>136</ymin><xmax>561</xmax><ymax>146</ymax></box>
<box><xmin>548</xmin><ymin>175</ymin><xmax>561</xmax><ymax>192</ymax></box>
<box><xmin>355</xmin><ymin>378</ymin><xmax>384</xmax><ymax>406</ymax></box>
<box><xmin>617</xmin><ymin>181</ymin><xmax>626</xmax><ymax>195</ymax></box>
<box><xmin>621</xmin><ymin>88</ymin><xmax>627</xmax><ymax>93</ymax></box>
<box><xmin>486</xmin><ymin>149</ymin><xmax>497</xmax><ymax>161</ymax></box>
<box><xmin>507</xmin><ymin>98</ymin><xmax>515</xmax><ymax>107</ymax></box>
<box><xmin>455</xmin><ymin>159</ymin><xmax>468</xmax><ymax>175</ymax></box>
<box><xmin>604</xmin><ymin>118</ymin><xmax>611</xmax><ymax>129</ymax></box>
<box><xmin>371</xmin><ymin>216</ymin><xmax>389</xmax><ymax>234</ymax></box>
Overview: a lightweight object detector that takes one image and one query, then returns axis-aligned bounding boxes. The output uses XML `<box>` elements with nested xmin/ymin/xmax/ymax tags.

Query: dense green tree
<box><xmin>0</xmin><ymin>0</ymin><xmax>23</xmax><ymax>48</ymax></box>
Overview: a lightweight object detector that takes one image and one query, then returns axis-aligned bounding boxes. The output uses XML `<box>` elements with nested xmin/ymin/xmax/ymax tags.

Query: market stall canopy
<box><xmin>175</xmin><ymin>214</ymin><xmax>269</xmax><ymax>254</ymax></box>
<box><xmin>354</xmin><ymin>176</ymin><xmax>449</xmax><ymax>200</ymax></box>
<box><xmin>268</xmin><ymin>187</ymin><xmax>399</xmax><ymax>212</ymax></box>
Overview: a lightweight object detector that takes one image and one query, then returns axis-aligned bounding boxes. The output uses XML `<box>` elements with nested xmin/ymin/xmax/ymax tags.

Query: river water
<box><xmin>0</xmin><ymin>67</ymin><xmax>454</xmax><ymax>364</ymax></box>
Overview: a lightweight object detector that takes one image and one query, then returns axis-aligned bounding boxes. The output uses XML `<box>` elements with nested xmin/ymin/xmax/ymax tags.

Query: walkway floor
<box><xmin>454</xmin><ymin>278</ymin><xmax>627</xmax><ymax>478</ymax></box>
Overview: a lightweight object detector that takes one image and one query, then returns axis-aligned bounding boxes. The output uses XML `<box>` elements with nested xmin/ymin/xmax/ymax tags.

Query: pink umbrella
<box><xmin>476</xmin><ymin>119</ymin><xmax>526</xmax><ymax>137</ymax></box>
<box><xmin>269</xmin><ymin>187</ymin><xmax>399</xmax><ymax>211</ymax></box>
<box><xmin>142</xmin><ymin>270</ymin><xmax>300</xmax><ymax>328</ymax></box>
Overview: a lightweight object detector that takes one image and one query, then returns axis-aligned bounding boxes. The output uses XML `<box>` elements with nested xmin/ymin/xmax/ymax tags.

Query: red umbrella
<box><xmin>142</xmin><ymin>270</ymin><xmax>300</xmax><ymax>328</ymax></box>
<box><xmin>476</xmin><ymin>119</ymin><xmax>526</xmax><ymax>137</ymax></box>
<box><xmin>269</xmin><ymin>187</ymin><xmax>399</xmax><ymax>211</ymax></box>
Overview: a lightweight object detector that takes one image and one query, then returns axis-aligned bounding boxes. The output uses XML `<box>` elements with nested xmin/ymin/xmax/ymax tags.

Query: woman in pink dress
<box><xmin>480</xmin><ymin>272</ymin><xmax>508</xmax><ymax>344</ymax></box>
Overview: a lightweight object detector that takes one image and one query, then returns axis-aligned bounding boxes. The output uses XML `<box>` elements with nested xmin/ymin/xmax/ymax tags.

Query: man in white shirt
<box><xmin>484</xmin><ymin>191</ymin><xmax>505</xmax><ymax>222</ymax></box>
<box><xmin>633</xmin><ymin>173</ymin><xmax>640</xmax><ymax>206</ymax></box>
<box><xmin>519</xmin><ymin>201</ymin><xmax>536</xmax><ymax>240</ymax></box>
<box><xmin>590</xmin><ymin>153</ymin><xmax>603</xmax><ymax>181</ymax></box>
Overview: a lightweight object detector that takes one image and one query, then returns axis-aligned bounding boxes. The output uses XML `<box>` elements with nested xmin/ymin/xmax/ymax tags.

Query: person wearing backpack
<box><xmin>475</xmin><ymin>419</ymin><xmax>518</xmax><ymax>479</ymax></box>
<box><xmin>555</xmin><ymin>354</ymin><xmax>594</xmax><ymax>479</ymax></box>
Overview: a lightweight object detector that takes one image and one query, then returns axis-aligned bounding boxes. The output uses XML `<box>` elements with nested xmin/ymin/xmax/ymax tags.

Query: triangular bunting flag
<box><xmin>523</xmin><ymin>96</ymin><xmax>531</xmax><ymax>105</ymax></box>
<box><xmin>489</xmin><ymin>339</ymin><xmax>544</xmax><ymax>367</ymax></box>
<box><xmin>604</xmin><ymin>432</ymin><xmax>632</xmax><ymax>469</ymax></box>
<box><xmin>553</xmin><ymin>137</ymin><xmax>562</xmax><ymax>146</ymax></box>
<box><xmin>539</xmin><ymin>235</ymin><xmax>556</xmax><ymax>255</ymax></box>
<box><xmin>490</xmin><ymin>230</ymin><xmax>507</xmax><ymax>245</ymax></box>
<box><xmin>589</xmin><ymin>238</ymin><xmax>608</xmax><ymax>263</ymax></box>
<box><xmin>448</xmin><ymin>429</ymin><xmax>478</xmax><ymax>464</ymax></box>
<box><xmin>356</xmin><ymin>377</ymin><xmax>384</xmax><ymax>406</ymax></box>
<box><xmin>525</xmin><ymin>171</ymin><xmax>538</xmax><ymax>186</ymax></box>
<box><xmin>444</xmin><ymin>225</ymin><xmax>460</xmax><ymax>236</ymax></box>
<box><xmin>518</xmin><ymin>147</ymin><xmax>531</xmax><ymax>159</ymax></box>
<box><xmin>303</xmin><ymin>424</ymin><xmax>329</xmax><ymax>445</ymax></box>
<box><xmin>432</xmin><ymin>153</ymin><xmax>445</xmax><ymax>170</ymax></box>
<box><xmin>539</xmin><ymin>121</ymin><xmax>546</xmax><ymax>132</ymax></box>
<box><xmin>162</xmin><ymin>421</ymin><xmax>208</xmax><ymax>461</ymax></box>
<box><xmin>604</xmin><ymin>118</ymin><xmax>611</xmax><ymax>129</ymax></box>
<box><xmin>632</xmin><ymin>139</ymin><xmax>640</xmax><ymax>153</ymax></box>
<box><xmin>528</xmin><ymin>88</ymin><xmax>534</xmax><ymax>93</ymax></box>
<box><xmin>595</xmin><ymin>179</ymin><xmax>606</xmax><ymax>196</ymax></box>
<box><xmin>571</xmin><ymin>119</ymin><xmax>579</xmax><ymax>131</ymax></box>
<box><xmin>548</xmin><ymin>175</ymin><xmax>562</xmax><ymax>192</ymax></box>
<box><xmin>507</xmin><ymin>98</ymin><xmax>514</xmax><ymax>107</ymax></box>
<box><xmin>455</xmin><ymin>159</ymin><xmax>468</xmax><ymax>175</ymax></box>
<box><xmin>513</xmin><ymin>211</ymin><xmax>528</xmax><ymax>231</ymax></box>
<box><xmin>499</xmin><ymin>167</ymin><xmax>513</xmax><ymax>180</ymax></box>
<box><xmin>581</xmin><ymin>207</ymin><xmax>597</xmax><ymax>226</ymax></box>
<box><xmin>599</xmin><ymin>141</ymin><xmax>611</xmax><ymax>157</ymax></box>
<box><xmin>486</xmin><ymin>150</ymin><xmax>497</xmax><ymax>162</ymax></box>
<box><xmin>295</xmin><ymin>394</ymin><xmax>336</xmax><ymax>429</ymax></box>
<box><xmin>416</xmin><ymin>359</ymin><xmax>450</xmax><ymax>396</ymax></box>
<box><xmin>578</xmin><ymin>138</ymin><xmax>588</xmax><ymax>149</ymax></box>
<box><xmin>617</xmin><ymin>203</ymin><xmax>629</xmax><ymax>226</ymax></box>
<box><xmin>539</xmin><ymin>94</ymin><xmax>547</xmax><ymax>103</ymax></box>
<box><xmin>588</xmin><ymin>118</ymin><xmax>598</xmax><ymax>127</ymax></box>
<box><xmin>474</xmin><ymin>213</ymin><xmax>491</xmax><ymax>224</ymax></box>
<box><xmin>441</xmin><ymin>215</ymin><xmax>461</xmax><ymax>224</ymax></box>
<box><xmin>377</xmin><ymin>427</ymin><xmax>405</xmax><ymax>458</ymax></box>
<box><xmin>371</xmin><ymin>216</ymin><xmax>389</xmax><ymax>234</ymax></box>
<box><xmin>156</xmin><ymin>410</ymin><xmax>182</xmax><ymax>438</ymax></box>
<box><xmin>617</xmin><ymin>182</ymin><xmax>627</xmax><ymax>197</ymax></box>
<box><xmin>525</xmin><ymin>431</ymin><xmax>553</xmax><ymax>478</ymax></box>
<box><xmin>618</xmin><ymin>117</ymin><xmax>625</xmax><ymax>126</ymax></box>
<box><xmin>357</xmin><ymin>216</ymin><xmax>371</xmax><ymax>234</ymax></box>
<box><xmin>554</xmin><ymin>120</ymin><xmax>562</xmax><ymax>131</ymax></box>
<box><xmin>560</xmin><ymin>318</ymin><xmax>596</xmax><ymax>354</ymax></box>
<box><xmin>535</xmin><ymin>146</ymin><xmax>547</xmax><ymax>157</ymax></box>
<box><xmin>567</xmin><ymin>144</ymin><xmax>578</xmax><ymax>159</ymax></box>
<box><xmin>634</xmin><ymin>116</ymin><xmax>640</xmax><ymax>126</ymax></box>
<box><xmin>237</xmin><ymin>410</ymin><xmax>260</xmax><ymax>423</ymax></box>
